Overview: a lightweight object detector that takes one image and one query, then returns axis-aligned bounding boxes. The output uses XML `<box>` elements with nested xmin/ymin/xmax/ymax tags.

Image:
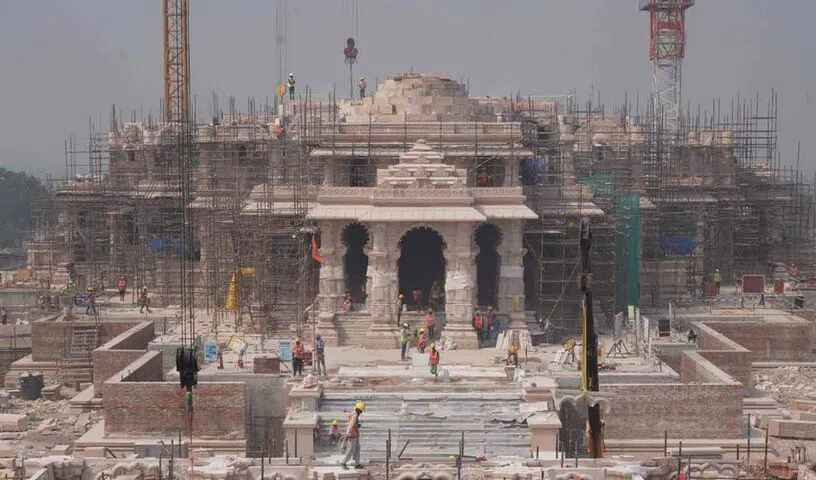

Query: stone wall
<box><xmin>702</xmin><ymin>320</ymin><xmax>815</xmax><ymax>362</ymax></box>
<box><xmin>605</xmin><ymin>383</ymin><xmax>743</xmax><ymax>439</ymax></box>
<box><xmin>92</xmin><ymin>321</ymin><xmax>155</xmax><ymax>397</ymax></box>
<box><xmin>103</xmin><ymin>350</ymin><xmax>246</xmax><ymax>439</ymax></box>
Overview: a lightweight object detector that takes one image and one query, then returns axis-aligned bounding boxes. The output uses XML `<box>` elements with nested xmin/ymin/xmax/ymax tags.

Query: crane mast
<box><xmin>163</xmin><ymin>0</ymin><xmax>191</xmax><ymax>124</ymax></box>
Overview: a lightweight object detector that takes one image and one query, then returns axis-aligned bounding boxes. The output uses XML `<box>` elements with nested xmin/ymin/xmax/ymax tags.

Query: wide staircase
<box><xmin>334</xmin><ymin>312</ymin><xmax>448</xmax><ymax>346</ymax></box>
<box><xmin>316</xmin><ymin>390</ymin><xmax>531</xmax><ymax>459</ymax></box>
<box><xmin>335</xmin><ymin>312</ymin><xmax>373</xmax><ymax>346</ymax></box>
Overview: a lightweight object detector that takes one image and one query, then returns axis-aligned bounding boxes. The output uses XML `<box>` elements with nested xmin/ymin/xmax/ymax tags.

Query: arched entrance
<box><xmin>474</xmin><ymin>223</ymin><xmax>501</xmax><ymax>308</ymax></box>
<box><xmin>398</xmin><ymin>227</ymin><xmax>446</xmax><ymax>311</ymax></box>
<box><xmin>342</xmin><ymin>223</ymin><xmax>369</xmax><ymax>306</ymax></box>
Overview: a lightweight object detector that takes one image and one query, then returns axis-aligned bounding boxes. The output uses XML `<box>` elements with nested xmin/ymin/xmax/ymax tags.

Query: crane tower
<box><xmin>640</xmin><ymin>0</ymin><xmax>694</xmax><ymax>137</ymax></box>
<box><xmin>163</xmin><ymin>0</ymin><xmax>191</xmax><ymax>124</ymax></box>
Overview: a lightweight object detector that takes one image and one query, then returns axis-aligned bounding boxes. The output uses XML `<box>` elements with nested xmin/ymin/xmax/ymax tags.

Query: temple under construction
<box><xmin>24</xmin><ymin>73</ymin><xmax>815</xmax><ymax>345</ymax></box>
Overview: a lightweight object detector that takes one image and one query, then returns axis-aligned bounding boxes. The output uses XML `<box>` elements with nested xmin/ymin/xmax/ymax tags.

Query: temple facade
<box><xmin>309</xmin><ymin>139</ymin><xmax>537</xmax><ymax>348</ymax></box>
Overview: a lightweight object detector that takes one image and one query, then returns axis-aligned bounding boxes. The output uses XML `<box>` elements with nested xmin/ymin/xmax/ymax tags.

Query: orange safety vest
<box><xmin>346</xmin><ymin>414</ymin><xmax>359</xmax><ymax>438</ymax></box>
<box><xmin>430</xmin><ymin>350</ymin><xmax>440</xmax><ymax>365</ymax></box>
<box><xmin>293</xmin><ymin>343</ymin><xmax>305</xmax><ymax>359</ymax></box>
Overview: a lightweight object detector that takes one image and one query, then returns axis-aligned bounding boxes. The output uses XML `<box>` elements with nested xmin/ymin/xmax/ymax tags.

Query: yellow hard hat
<box><xmin>420</xmin><ymin>328</ymin><xmax>425</xmax><ymax>333</ymax></box>
<box><xmin>354</xmin><ymin>400</ymin><xmax>366</xmax><ymax>411</ymax></box>
<box><xmin>331</xmin><ymin>420</ymin><xmax>338</xmax><ymax>426</ymax></box>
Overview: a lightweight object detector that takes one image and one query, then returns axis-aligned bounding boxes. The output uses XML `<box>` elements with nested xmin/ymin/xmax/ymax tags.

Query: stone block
<box><xmin>51</xmin><ymin>445</ymin><xmax>71</xmax><ymax>455</ymax></box>
<box><xmin>0</xmin><ymin>441</ymin><xmax>15</xmax><ymax>457</ymax></box>
<box><xmin>528</xmin><ymin>412</ymin><xmax>561</xmax><ymax>452</ymax></box>
<box><xmin>0</xmin><ymin>414</ymin><xmax>26</xmax><ymax>432</ymax></box>
<box><xmin>768</xmin><ymin>419</ymin><xmax>816</xmax><ymax>439</ymax></box>
<box><xmin>792</xmin><ymin>399</ymin><xmax>816</xmax><ymax>412</ymax></box>
<box><xmin>254</xmin><ymin>356</ymin><xmax>281</xmax><ymax>374</ymax></box>
<box><xmin>791</xmin><ymin>411</ymin><xmax>816</xmax><ymax>421</ymax></box>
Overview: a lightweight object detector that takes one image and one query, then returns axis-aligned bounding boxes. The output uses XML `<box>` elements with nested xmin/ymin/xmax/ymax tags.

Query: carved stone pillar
<box><xmin>316</xmin><ymin>222</ymin><xmax>342</xmax><ymax>346</ymax></box>
<box><xmin>364</xmin><ymin>224</ymin><xmax>399</xmax><ymax>348</ymax></box>
<box><xmin>440</xmin><ymin>224</ymin><xmax>479</xmax><ymax>349</ymax></box>
<box><xmin>499</xmin><ymin>221</ymin><xmax>528</xmax><ymax>330</ymax></box>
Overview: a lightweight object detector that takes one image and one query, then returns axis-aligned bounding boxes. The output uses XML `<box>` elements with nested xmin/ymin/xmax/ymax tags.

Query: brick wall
<box><xmin>605</xmin><ymin>380</ymin><xmax>743</xmax><ymax>439</ymax></box>
<box><xmin>103</xmin><ymin>350</ymin><xmax>246</xmax><ymax>439</ymax></box>
<box><xmin>92</xmin><ymin>321</ymin><xmax>156</xmax><ymax>397</ymax></box>
<box><xmin>703</xmin><ymin>320</ymin><xmax>815</xmax><ymax>362</ymax></box>
<box><xmin>32</xmin><ymin>320</ymin><xmax>142</xmax><ymax>362</ymax></box>
<box><xmin>692</xmin><ymin>322</ymin><xmax>753</xmax><ymax>389</ymax></box>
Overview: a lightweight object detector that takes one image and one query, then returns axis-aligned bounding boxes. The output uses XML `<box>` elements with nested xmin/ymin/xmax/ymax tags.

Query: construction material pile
<box><xmin>754</xmin><ymin>366</ymin><xmax>816</xmax><ymax>404</ymax></box>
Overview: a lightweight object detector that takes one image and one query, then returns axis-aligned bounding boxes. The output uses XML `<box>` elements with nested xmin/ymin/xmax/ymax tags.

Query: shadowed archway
<box><xmin>474</xmin><ymin>223</ymin><xmax>501</xmax><ymax>308</ymax></box>
<box><xmin>398</xmin><ymin>227</ymin><xmax>446</xmax><ymax>311</ymax></box>
<box><xmin>342</xmin><ymin>223</ymin><xmax>369</xmax><ymax>305</ymax></box>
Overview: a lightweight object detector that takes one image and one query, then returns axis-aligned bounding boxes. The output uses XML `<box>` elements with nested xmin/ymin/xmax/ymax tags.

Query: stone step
<box><xmin>316</xmin><ymin>391</ymin><xmax>530</xmax><ymax>457</ymax></box>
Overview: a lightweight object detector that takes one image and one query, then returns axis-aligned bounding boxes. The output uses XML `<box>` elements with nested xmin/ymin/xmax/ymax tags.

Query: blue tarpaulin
<box><xmin>660</xmin><ymin>235</ymin><xmax>697</xmax><ymax>256</ymax></box>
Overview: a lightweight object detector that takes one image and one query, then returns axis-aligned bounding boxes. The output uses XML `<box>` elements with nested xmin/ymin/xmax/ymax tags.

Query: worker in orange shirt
<box><xmin>429</xmin><ymin>343</ymin><xmax>440</xmax><ymax>378</ymax></box>
<box><xmin>292</xmin><ymin>338</ymin><xmax>305</xmax><ymax>377</ymax></box>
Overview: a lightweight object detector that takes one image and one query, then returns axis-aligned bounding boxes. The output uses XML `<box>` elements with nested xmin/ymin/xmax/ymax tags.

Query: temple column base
<box><xmin>440</xmin><ymin>323</ymin><xmax>479</xmax><ymax>350</ymax></box>
<box><xmin>507</xmin><ymin>312</ymin><xmax>529</xmax><ymax>331</ymax></box>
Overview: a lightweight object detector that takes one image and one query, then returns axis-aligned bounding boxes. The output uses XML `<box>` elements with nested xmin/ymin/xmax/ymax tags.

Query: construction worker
<box><xmin>485</xmin><ymin>306</ymin><xmax>496</xmax><ymax>341</ymax></box>
<box><xmin>85</xmin><ymin>288</ymin><xmax>97</xmax><ymax>316</ymax></box>
<box><xmin>0</xmin><ymin>306</ymin><xmax>7</xmax><ymax>326</ymax></box>
<box><xmin>411</xmin><ymin>287</ymin><xmax>422</xmax><ymax>310</ymax></box>
<box><xmin>287</xmin><ymin>73</ymin><xmax>296</xmax><ymax>101</ymax></box>
<box><xmin>417</xmin><ymin>328</ymin><xmax>428</xmax><ymax>353</ymax></box>
<box><xmin>116</xmin><ymin>276</ymin><xmax>127</xmax><ymax>303</ymax></box>
<box><xmin>399</xmin><ymin>322</ymin><xmax>410</xmax><ymax>361</ymax></box>
<box><xmin>429</xmin><ymin>343</ymin><xmax>440</xmax><ymax>377</ymax></box>
<box><xmin>358</xmin><ymin>77</ymin><xmax>367</xmax><ymax>99</ymax></box>
<box><xmin>315</xmin><ymin>334</ymin><xmax>327</xmax><ymax>377</ymax></box>
<box><xmin>329</xmin><ymin>419</ymin><xmax>340</xmax><ymax>444</ymax></box>
<box><xmin>292</xmin><ymin>338</ymin><xmax>305</xmax><ymax>377</ymax></box>
<box><xmin>396</xmin><ymin>293</ymin><xmax>405</xmax><ymax>325</ymax></box>
<box><xmin>424</xmin><ymin>309</ymin><xmax>435</xmax><ymax>340</ymax></box>
<box><xmin>341</xmin><ymin>401</ymin><xmax>365</xmax><ymax>469</ymax></box>
<box><xmin>342</xmin><ymin>291</ymin><xmax>353</xmax><ymax>313</ymax></box>
<box><xmin>507</xmin><ymin>333</ymin><xmax>520</xmax><ymax>367</ymax></box>
<box><xmin>139</xmin><ymin>287</ymin><xmax>151</xmax><ymax>313</ymax></box>
<box><xmin>237</xmin><ymin>343</ymin><xmax>247</xmax><ymax>369</ymax></box>
<box><xmin>472</xmin><ymin>307</ymin><xmax>483</xmax><ymax>344</ymax></box>
<box><xmin>713</xmin><ymin>268</ymin><xmax>721</xmax><ymax>296</ymax></box>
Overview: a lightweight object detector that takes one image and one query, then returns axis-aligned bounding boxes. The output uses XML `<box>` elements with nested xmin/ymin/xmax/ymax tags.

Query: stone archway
<box><xmin>398</xmin><ymin>227</ymin><xmax>446</xmax><ymax>311</ymax></box>
<box><xmin>341</xmin><ymin>223</ymin><xmax>370</xmax><ymax>306</ymax></box>
<box><xmin>474</xmin><ymin>223</ymin><xmax>502</xmax><ymax>308</ymax></box>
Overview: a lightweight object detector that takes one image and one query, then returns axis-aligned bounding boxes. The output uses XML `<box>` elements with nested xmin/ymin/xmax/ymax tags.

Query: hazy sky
<box><xmin>0</xmin><ymin>1</ymin><xmax>814</xmax><ymax>176</ymax></box>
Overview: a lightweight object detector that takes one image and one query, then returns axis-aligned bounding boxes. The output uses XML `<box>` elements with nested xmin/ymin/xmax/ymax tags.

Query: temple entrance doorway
<box><xmin>475</xmin><ymin>223</ymin><xmax>501</xmax><ymax>308</ymax></box>
<box><xmin>397</xmin><ymin>227</ymin><xmax>446</xmax><ymax>311</ymax></box>
<box><xmin>342</xmin><ymin>223</ymin><xmax>369</xmax><ymax>307</ymax></box>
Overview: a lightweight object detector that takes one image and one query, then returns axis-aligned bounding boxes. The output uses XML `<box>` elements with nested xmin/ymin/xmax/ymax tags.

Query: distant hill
<box><xmin>0</xmin><ymin>168</ymin><xmax>49</xmax><ymax>248</ymax></box>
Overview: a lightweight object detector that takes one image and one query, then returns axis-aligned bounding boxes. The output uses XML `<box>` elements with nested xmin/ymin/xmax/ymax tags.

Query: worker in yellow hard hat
<box><xmin>342</xmin><ymin>401</ymin><xmax>365</xmax><ymax>469</ymax></box>
<box><xmin>329</xmin><ymin>419</ymin><xmax>340</xmax><ymax>444</ymax></box>
<box><xmin>399</xmin><ymin>322</ymin><xmax>410</xmax><ymax>361</ymax></box>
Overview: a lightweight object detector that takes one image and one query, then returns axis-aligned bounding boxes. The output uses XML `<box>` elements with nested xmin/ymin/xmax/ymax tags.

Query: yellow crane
<box><xmin>163</xmin><ymin>0</ymin><xmax>190</xmax><ymax>124</ymax></box>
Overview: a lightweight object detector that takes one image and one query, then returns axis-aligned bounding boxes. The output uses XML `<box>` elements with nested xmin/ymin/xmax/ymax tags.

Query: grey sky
<box><xmin>0</xmin><ymin>1</ymin><xmax>813</xmax><ymax>176</ymax></box>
